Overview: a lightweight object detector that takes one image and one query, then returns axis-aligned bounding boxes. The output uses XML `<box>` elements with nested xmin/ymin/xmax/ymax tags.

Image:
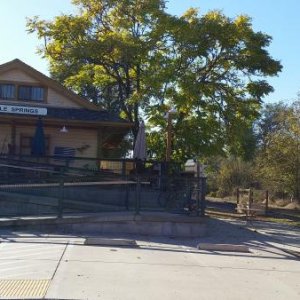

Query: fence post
<box><xmin>135</xmin><ymin>175</ymin><xmax>141</xmax><ymax>215</ymax></box>
<box><xmin>121</xmin><ymin>160</ymin><xmax>126</xmax><ymax>179</ymax></box>
<box><xmin>196</xmin><ymin>162</ymin><xmax>200</xmax><ymax>216</ymax></box>
<box><xmin>236</xmin><ymin>188</ymin><xmax>240</xmax><ymax>204</ymax></box>
<box><xmin>248</xmin><ymin>188</ymin><xmax>253</xmax><ymax>206</ymax></box>
<box><xmin>58</xmin><ymin>170</ymin><xmax>64</xmax><ymax>218</ymax></box>
<box><xmin>125</xmin><ymin>182</ymin><xmax>129</xmax><ymax>210</ymax></box>
<box><xmin>58</xmin><ymin>179</ymin><xmax>64</xmax><ymax>218</ymax></box>
<box><xmin>200</xmin><ymin>177</ymin><xmax>206</xmax><ymax>217</ymax></box>
<box><xmin>265</xmin><ymin>190</ymin><xmax>269</xmax><ymax>213</ymax></box>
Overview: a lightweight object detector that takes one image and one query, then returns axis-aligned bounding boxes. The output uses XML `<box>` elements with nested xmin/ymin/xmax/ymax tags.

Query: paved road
<box><xmin>0</xmin><ymin>218</ymin><xmax>299</xmax><ymax>300</ymax></box>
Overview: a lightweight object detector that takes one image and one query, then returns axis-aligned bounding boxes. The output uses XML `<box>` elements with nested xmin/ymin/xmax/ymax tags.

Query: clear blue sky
<box><xmin>0</xmin><ymin>0</ymin><xmax>299</xmax><ymax>104</ymax></box>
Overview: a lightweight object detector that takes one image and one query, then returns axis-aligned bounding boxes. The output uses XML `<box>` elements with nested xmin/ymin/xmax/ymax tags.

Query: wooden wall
<box><xmin>10</xmin><ymin>124</ymin><xmax>99</xmax><ymax>168</ymax></box>
<box><xmin>0</xmin><ymin>69</ymin><xmax>38</xmax><ymax>83</ymax></box>
<box><xmin>0</xmin><ymin>69</ymin><xmax>81</xmax><ymax>109</ymax></box>
<box><xmin>0</xmin><ymin>124</ymin><xmax>11</xmax><ymax>154</ymax></box>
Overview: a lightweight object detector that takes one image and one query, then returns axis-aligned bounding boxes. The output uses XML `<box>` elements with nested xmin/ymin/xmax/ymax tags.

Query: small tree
<box><xmin>216</xmin><ymin>157</ymin><xmax>254</xmax><ymax>197</ymax></box>
<box><xmin>255</xmin><ymin>101</ymin><xmax>300</xmax><ymax>202</ymax></box>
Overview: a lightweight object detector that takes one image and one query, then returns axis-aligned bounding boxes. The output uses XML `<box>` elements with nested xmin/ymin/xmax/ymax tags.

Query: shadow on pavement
<box><xmin>0</xmin><ymin>216</ymin><xmax>299</xmax><ymax>261</ymax></box>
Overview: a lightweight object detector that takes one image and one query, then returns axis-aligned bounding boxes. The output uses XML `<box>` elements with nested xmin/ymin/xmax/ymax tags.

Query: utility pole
<box><xmin>166</xmin><ymin>113</ymin><xmax>172</xmax><ymax>163</ymax></box>
<box><xmin>165</xmin><ymin>109</ymin><xmax>177</xmax><ymax>163</ymax></box>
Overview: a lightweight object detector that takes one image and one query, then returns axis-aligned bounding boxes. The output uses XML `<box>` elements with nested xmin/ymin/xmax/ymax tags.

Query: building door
<box><xmin>20</xmin><ymin>134</ymin><xmax>50</xmax><ymax>156</ymax></box>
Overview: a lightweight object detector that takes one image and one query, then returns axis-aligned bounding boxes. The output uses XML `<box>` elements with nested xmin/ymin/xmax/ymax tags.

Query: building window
<box><xmin>18</xmin><ymin>86</ymin><xmax>45</xmax><ymax>101</ymax></box>
<box><xmin>0</xmin><ymin>84</ymin><xmax>15</xmax><ymax>99</ymax></box>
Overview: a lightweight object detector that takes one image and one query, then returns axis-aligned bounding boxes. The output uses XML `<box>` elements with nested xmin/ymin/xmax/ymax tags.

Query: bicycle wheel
<box><xmin>167</xmin><ymin>191</ymin><xmax>183</xmax><ymax>211</ymax></box>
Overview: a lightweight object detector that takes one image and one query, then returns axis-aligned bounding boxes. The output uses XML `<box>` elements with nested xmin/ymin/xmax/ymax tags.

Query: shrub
<box><xmin>217</xmin><ymin>158</ymin><xmax>254</xmax><ymax>197</ymax></box>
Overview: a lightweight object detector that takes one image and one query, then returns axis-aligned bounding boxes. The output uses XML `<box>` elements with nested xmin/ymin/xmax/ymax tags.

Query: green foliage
<box><xmin>201</xmin><ymin>156</ymin><xmax>223</xmax><ymax>195</ymax></box>
<box><xmin>102</xmin><ymin>133</ymin><xmax>133</xmax><ymax>158</ymax></box>
<box><xmin>216</xmin><ymin>157</ymin><xmax>255</xmax><ymax>197</ymax></box>
<box><xmin>255</xmin><ymin>101</ymin><xmax>300</xmax><ymax>200</ymax></box>
<box><xmin>256</xmin><ymin>102</ymin><xmax>290</xmax><ymax>147</ymax></box>
<box><xmin>227</xmin><ymin>125</ymin><xmax>257</xmax><ymax>161</ymax></box>
<box><xmin>146</xmin><ymin>129</ymin><xmax>165</xmax><ymax>160</ymax></box>
<box><xmin>27</xmin><ymin>1</ymin><xmax>281</xmax><ymax>160</ymax></box>
<box><xmin>204</xmin><ymin>101</ymin><xmax>300</xmax><ymax>201</ymax></box>
<box><xmin>27</xmin><ymin>0</ymin><xmax>170</xmax><ymax>140</ymax></box>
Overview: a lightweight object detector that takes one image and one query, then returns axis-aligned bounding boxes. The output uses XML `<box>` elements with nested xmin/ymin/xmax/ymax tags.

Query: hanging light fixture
<box><xmin>60</xmin><ymin>125</ymin><xmax>68</xmax><ymax>133</ymax></box>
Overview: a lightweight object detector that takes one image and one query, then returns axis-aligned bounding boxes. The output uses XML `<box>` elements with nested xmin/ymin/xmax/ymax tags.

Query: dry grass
<box><xmin>206</xmin><ymin>195</ymin><xmax>300</xmax><ymax>227</ymax></box>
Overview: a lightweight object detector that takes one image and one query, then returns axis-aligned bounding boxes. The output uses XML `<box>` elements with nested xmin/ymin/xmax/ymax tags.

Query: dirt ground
<box><xmin>205</xmin><ymin>196</ymin><xmax>300</xmax><ymax>227</ymax></box>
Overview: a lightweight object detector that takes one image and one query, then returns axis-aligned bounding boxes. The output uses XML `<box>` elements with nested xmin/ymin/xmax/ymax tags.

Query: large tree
<box><xmin>146</xmin><ymin>10</ymin><xmax>281</xmax><ymax>160</ymax></box>
<box><xmin>28</xmin><ymin>0</ymin><xmax>172</xmax><ymax>138</ymax></box>
<box><xmin>27</xmin><ymin>1</ymin><xmax>282</xmax><ymax>160</ymax></box>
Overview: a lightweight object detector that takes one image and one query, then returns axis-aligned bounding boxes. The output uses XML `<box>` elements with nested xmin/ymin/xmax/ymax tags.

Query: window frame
<box><xmin>18</xmin><ymin>85</ymin><xmax>45</xmax><ymax>102</ymax></box>
<box><xmin>0</xmin><ymin>83</ymin><xmax>16</xmax><ymax>100</ymax></box>
<box><xmin>0</xmin><ymin>81</ymin><xmax>47</xmax><ymax>103</ymax></box>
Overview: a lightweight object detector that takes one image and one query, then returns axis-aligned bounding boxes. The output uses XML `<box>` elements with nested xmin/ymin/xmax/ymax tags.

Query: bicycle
<box><xmin>156</xmin><ymin>178</ymin><xmax>191</xmax><ymax>212</ymax></box>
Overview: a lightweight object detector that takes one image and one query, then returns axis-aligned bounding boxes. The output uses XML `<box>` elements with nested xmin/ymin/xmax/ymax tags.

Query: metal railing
<box><xmin>0</xmin><ymin>158</ymin><xmax>206</xmax><ymax>218</ymax></box>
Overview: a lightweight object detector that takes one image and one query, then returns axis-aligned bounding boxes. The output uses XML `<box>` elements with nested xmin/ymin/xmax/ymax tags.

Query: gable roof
<box><xmin>0</xmin><ymin>59</ymin><xmax>98</xmax><ymax>111</ymax></box>
<box><xmin>46</xmin><ymin>107</ymin><xmax>128</xmax><ymax>123</ymax></box>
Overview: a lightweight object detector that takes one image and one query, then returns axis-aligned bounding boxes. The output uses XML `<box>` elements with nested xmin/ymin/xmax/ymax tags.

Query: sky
<box><xmin>0</xmin><ymin>0</ymin><xmax>299</xmax><ymax>104</ymax></box>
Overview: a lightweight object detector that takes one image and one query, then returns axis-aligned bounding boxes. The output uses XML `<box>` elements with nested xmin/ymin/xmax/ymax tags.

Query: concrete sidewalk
<box><xmin>0</xmin><ymin>218</ymin><xmax>299</xmax><ymax>299</ymax></box>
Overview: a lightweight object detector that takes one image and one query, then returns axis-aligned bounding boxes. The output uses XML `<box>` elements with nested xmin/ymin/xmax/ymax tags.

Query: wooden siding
<box><xmin>15</xmin><ymin>126</ymin><xmax>37</xmax><ymax>154</ymax></box>
<box><xmin>47</xmin><ymin>89</ymin><xmax>81</xmax><ymax>108</ymax></box>
<box><xmin>0</xmin><ymin>69</ymin><xmax>82</xmax><ymax>109</ymax></box>
<box><xmin>15</xmin><ymin>125</ymin><xmax>98</xmax><ymax>168</ymax></box>
<box><xmin>0</xmin><ymin>69</ymin><xmax>39</xmax><ymax>83</ymax></box>
<box><xmin>46</xmin><ymin>127</ymin><xmax>97</xmax><ymax>158</ymax></box>
<box><xmin>0</xmin><ymin>124</ymin><xmax>11</xmax><ymax>154</ymax></box>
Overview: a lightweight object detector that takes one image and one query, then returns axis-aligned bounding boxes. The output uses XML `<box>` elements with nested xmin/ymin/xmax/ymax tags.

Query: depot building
<box><xmin>0</xmin><ymin>59</ymin><xmax>132</xmax><ymax>168</ymax></box>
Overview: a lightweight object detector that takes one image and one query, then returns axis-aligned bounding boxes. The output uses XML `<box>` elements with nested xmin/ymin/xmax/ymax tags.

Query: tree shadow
<box><xmin>0</xmin><ymin>216</ymin><xmax>299</xmax><ymax>261</ymax></box>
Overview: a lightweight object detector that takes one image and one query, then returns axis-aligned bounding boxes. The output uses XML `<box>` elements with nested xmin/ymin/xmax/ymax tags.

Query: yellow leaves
<box><xmin>181</xmin><ymin>8</ymin><xmax>199</xmax><ymax>23</ymax></box>
<box><xmin>94</xmin><ymin>67</ymin><xmax>114</xmax><ymax>85</ymax></box>
<box><xmin>119</xmin><ymin>110</ymin><xmax>128</xmax><ymax>119</ymax></box>
<box><xmin>26</xmin><ymin>16</ymin><xmax>45</xmax><ymax>35</ymax></box>
<box><xmin>234</xmin><ymin>15</ymin><xmax>251</xmax><ymax>27</ymax></box>
<box><xmin>127</xmin><ymin>91</ymin><xmax>142</xmax><ymax>105</ymax></box>
<box><xmin>72</xmin><ymin>0</ymin><xmax>105</xmax><ymax>16</ymax></box>
<box><xmin>65</xmin><ymin>69</ymin><xmax>89</xmax><ymax>85</ymax></box>
<box><xmin>234</xmin><ymin>14</ymin><xmax>252</xmax><ymax>38</ymax></box>
<box><xmin>204</xmin><ymin>10</ymin><xmax>224</xmax><ymax>22</ymax></box>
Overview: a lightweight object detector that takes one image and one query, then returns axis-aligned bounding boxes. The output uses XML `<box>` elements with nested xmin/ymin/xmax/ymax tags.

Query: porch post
<box><xmin>97</xmin><ymin>128</ymin><xmax>104</xmax><ymax>170</ymax></box>
<box><xmin>10</xmin><ymin>121</ymin><xmax>16</xmax><ymax>156</ymax></box>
